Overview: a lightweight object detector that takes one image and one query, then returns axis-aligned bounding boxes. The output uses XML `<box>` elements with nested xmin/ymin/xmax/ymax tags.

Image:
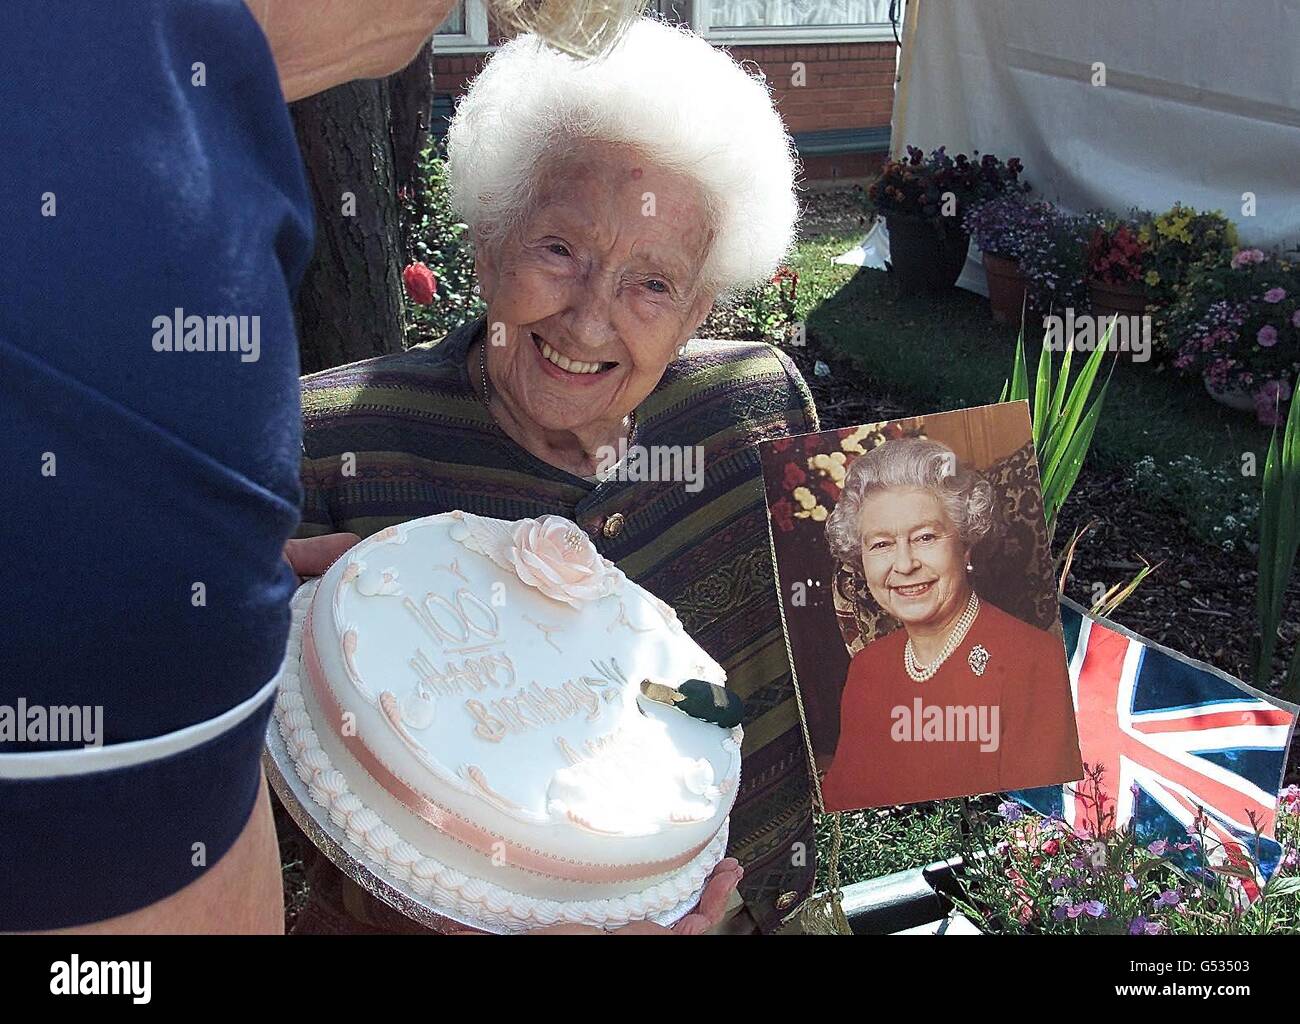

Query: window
<box><xmin>695</xmin><ymin>1</ymin><xmax>902</xmax><ymax>43</ymax></box>
<box><xmin>434</xmin><ymin>0</ymin><xmax>490</xmax><ymax>52</ymax></box>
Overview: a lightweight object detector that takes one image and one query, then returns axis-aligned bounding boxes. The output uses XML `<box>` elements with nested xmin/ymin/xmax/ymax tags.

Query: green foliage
<box><xmin>1255</xmin><ymin>390</ymin><xmax>1300</xmax><ymax>700</ymax></box>
<box><xmin>401</xmin><ymin>143</ymin><xmax>486</xmax><ymax>345</ymax></box>
<box><xmin>951</xmin><ymin>768</ymin><xmax>1300</xmax><ymax>935</ymax></box>
<box><xmin>999</xmin><ymin>317</ymin><xmax>1113</xmax><ymax>540</ymax></box>
<box><xmin>1128</xmin><ymin>454</ymin><xmax>1259</xmax><ymax>552</ymax></box>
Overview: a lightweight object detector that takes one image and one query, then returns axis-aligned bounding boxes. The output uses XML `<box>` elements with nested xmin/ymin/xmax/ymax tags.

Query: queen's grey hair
<box><xmin>446</xmin><ymin>17</ymin><xmax>798</xmax><ymax>296</ymax></box>
<box><xmin>825</xmin><ymin>438</ymin><xmax>995</xmax><ymax>572</ymax></box>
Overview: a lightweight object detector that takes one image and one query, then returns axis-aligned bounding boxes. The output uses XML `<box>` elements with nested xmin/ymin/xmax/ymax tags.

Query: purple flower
<box><xmin>1068</xmin><ymin>900</ymin><xmax>1108</xmax><ymax>919</ymax></box>
<box><xmin>1069</xmin><ymin>856</ymin><xmax>1086</xmax><ymax>871</ymax></box>
<box><xmin>1292</xmin><ymin>310</ymin><xmax>1300</xmax><ymax>329</ymax></box>
<box><xmin>1258</xmin><ymin>324</ymin><xmax>1279</xmax><ymax>347</ymax></box>
<box><xmin>1128</xmin><ymin>916</ymin><xmax>1164</xmax><ymax>935</ymax></box>
<box><xmin>1264</xmin><ymin>287</ymin><xmax>1287</xmax><ymax>303</ymax></box>
<box><xmin>1283</xmin><ymin>848</ymin><xmax>1299</xmax><ymax>870</ymax></box>
<box><xmin>1147</xmin><ymin>839</ymin><xmax>1170</xmax><ymax>856</ymax></box>
<box><xmin>1153</xmin><ymin>888</ymin><xmax>1182</xmax><ymax>909</ymax></box>
<box><xmin>1123</xmin><ymin>873</ymin><xmax>1139</xmax><ymax>892</ymax></box>
<box><xmin>998</xmin><ymin>801</ymin><xmax>1024</xmax><ymax>822</ymax></box>
<box><xmin>1051</xmin><ymin>902</ymin><xmax>1069</xmax><ymax>922</ymax></box>
<box><xmin>1049</xmin><ymin>875</ymin><xmax>1071</xmax><ymax>891</ymax></box>
<box><xmin>996</xmin><ymin>840</ymin><xmax>1011</xmax><ymax>856</ymax></box>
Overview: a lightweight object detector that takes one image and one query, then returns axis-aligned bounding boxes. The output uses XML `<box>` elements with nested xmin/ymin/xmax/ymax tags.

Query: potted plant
<box><xmin>867</xmin><ymin>146</ymin><xmax>1027</xmax><ymax>294</ymax></box>
<box><xmin>1018</xmin><ymin>208</ymin><xmax>1105</xmax><ymax>320</ymax></box>
<box><xmin>1142</xmin><ymin>204</ymin><xmax>1239</xmax><ymax>358</ymax></box>
<box><xmin>1166</xmin><ymin>247</ymin><xmax>1300</xmax><ymax>424</ymax></box>
<box><xmin>964</xmin><ymin>196</ymin><xmax>1057</xmax><ymax>323</ymax></box>
<box><xmin>1086</xmin><ymin>215</ymin><xmax>1153</xmax><ymax>324</ymax></box>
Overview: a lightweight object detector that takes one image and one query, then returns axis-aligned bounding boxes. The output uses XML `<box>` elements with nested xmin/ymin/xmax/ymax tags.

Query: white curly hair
<box><xmin>825</xmin><ymin>438</ymin><xmax>996</xmax><ymax>573</ymax></box>
<box><xmin>446</xmin><ymin>16</ymin><xmax>798</xmax><ymax>296</ymax></box>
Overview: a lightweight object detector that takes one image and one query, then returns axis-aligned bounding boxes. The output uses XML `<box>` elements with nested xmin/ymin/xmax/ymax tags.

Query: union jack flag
<box><xmin>1013</xmin><ymin>599</ymin><xmax>1298</xmax><ymax>898</ymax></box>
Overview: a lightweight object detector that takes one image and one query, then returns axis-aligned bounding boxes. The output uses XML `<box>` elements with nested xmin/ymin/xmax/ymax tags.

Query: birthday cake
<box><xmin>272</xmin><ymin>511</ymin><xmax>742</xmax><ymax>932</ymax></box>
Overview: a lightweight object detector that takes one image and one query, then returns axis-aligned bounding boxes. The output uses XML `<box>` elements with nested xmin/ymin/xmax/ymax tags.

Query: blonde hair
<box><xmin>491</xmin><ymin>0</ymin><xmax>650</xmax><ymax>58</ymax></box>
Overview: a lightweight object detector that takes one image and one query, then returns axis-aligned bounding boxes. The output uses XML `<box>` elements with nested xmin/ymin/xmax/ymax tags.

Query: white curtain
<box><xmin>709</xmin><ymin>1</ymin><xmax>890</xmax><ymax>28</ymax></box>
<box><xmin>896</xmin><ymin>0</ymin><xmax>1300</xmax><ymax>251</ymax></box>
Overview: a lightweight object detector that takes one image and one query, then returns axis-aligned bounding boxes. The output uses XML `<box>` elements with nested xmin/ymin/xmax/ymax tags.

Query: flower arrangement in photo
<box><xmin>1163</xmin><ymin>247</ymin><xmax>1300</xmax><ymax>423</ymax></box>
<box><xmin>766</xmin><ymin>420</ymin><xmax>926</xmax><ymax>534</ymax></box>
<box><xmin>952</xmin><ymin>768</ymin><xmax>1300</xmax><ymax>935</ymax></box>
<box><xmin>962</xmin><ymin>195</ymin><xmax>1057</xmax><ymax>262</ymax></box>
<box><xmin>1086</xmin><ymin>215</ymin><xmax>1152</xmax><ymax>287</ymax></box>
<box><xmin>866</xmin><ymin>146</ymin><xmax>1028</xmax><ymax>236</ymax></box>
<box><xmin>1017</xmin><ymin>208</ymin><xmax>1106</xmax><ymax>314</ymax></box>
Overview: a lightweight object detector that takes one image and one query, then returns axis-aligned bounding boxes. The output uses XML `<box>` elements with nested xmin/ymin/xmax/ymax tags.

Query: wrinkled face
<box><xmin>857</xmin><ymin>487</ymin><xmax>971</xmax><ymax>630</ymax></box>
<box><xmin>474</xmin><ymin>140</ymin><xmax>716</xmax><ymax>435</ymax></box>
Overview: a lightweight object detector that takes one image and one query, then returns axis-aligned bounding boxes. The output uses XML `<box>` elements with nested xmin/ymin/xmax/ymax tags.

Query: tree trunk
<box><xmin>290</xmin><ymin>79</ymin><xmax>410</xmax><ymax>375</ymax></box>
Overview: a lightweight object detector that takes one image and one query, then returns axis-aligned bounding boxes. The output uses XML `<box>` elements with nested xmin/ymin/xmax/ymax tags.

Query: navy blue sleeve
<box><xmin>0</xmin><ymin>0</ymin><xmax>314</xmax><ymax>928</ymax></box>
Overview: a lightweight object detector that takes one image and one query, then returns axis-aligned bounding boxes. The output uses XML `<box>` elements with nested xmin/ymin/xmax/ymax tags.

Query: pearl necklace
<box><xmin>903</xmin><ymin>591</ymin><xmax>981</xmax><ymax>683</ymax></box>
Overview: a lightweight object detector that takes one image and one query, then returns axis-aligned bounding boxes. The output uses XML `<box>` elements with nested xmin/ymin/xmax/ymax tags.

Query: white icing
<box><xmin>274</xmin><ymin>511</ymin><xmax>741</xmax><ymax>931</ymax></box>
<box><xmin>356</xmin><ymin>565</ymin><xmax>402</xmax><ymax>597</ymax></box>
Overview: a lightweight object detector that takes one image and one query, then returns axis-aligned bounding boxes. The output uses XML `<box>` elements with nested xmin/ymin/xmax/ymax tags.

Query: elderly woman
<box><xmin>288</xmin><ymin>19</ymin><xmax>816</xmax><ymax>934</ymax></box>
<box><xmin>818</xmin><ymin>439</ymin><xmax>1081</xmax><ymax>811</ymax></box>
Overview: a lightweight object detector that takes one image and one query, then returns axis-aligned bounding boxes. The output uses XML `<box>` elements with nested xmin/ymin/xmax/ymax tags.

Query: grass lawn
<box><xmin>788</xmin><ymin>232</ymin><xmax>1274</xmax><ymax>540</ymax></box>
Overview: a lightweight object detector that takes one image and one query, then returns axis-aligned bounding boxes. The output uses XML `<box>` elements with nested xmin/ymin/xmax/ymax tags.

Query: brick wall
<box><xmin>431</xmin><ymin>38</ymin><xmax>896</xmax><ymax>182</ymax></box>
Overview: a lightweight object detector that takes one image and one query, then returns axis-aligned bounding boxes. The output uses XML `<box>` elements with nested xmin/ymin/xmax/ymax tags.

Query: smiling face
<box><xmin>858</xmin><ymin>486</ymin><xmax>972</xmax><ymax>632</ymax></box>
<box><xmin>474</xmin><ymin>139</ymin><xmax>716</xmax><ymax>440</ymax></box>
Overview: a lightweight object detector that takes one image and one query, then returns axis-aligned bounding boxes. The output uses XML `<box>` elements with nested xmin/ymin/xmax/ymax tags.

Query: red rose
<box><xmin>403</xmin><ymin>262</ymin><xmax>437</xmax><ymax>305</ymax></box>
<box><xmin>1042</xmin><ymin>838</ymin><xmax>1060</xmax><ymax>856</ymax></box>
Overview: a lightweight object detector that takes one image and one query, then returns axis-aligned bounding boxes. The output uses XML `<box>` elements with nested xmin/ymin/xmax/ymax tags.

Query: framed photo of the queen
<box><xmin>760</xmin><ymin>402</ymin><xmax>1083</xmax><ymax>812</ymax></box>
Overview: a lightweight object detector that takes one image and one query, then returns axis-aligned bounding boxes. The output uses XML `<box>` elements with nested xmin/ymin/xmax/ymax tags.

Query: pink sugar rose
<box><xmin>1231</xmin><ymin>249</ymin><xmax>1266</xmax><ymax>269</ymax></box>
<box><xmin>508</xmin><ymin>515</ymin><xmax>618</xmax><ymax>608</ymax></box>
<box><xmin>1258</xmin><ymin>324</ymin><xmax>1279</xmax><ymax>347</ymax></box>
<box><xmin>1292</xmin><ymin>309</ymin><xmax>1300</xmax><ymax>329</ymax></box>
<box><xmin>1264</xmin><ymin>287</ymin><xmax>1287</xmax><ymax>303</ymax></box>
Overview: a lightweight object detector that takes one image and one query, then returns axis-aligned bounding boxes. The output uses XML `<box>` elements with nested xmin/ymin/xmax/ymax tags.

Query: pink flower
<box><xmin>507</xmin><ymin>515</ymin><xmax>619</xmax><ymax>608</ymax></box>
<box><xmin>1292</xmin><ymin>310</ymin><xmax>1300</xmax><ymax>329</ymax></box>
<box><xmin>402</xmin><ymin>262</ymin><xmax>437</xmax><ymax>305</ymax></box>
<box><xmin>1264</xmin><ymin>287</ymin><xmax>1287</xmax><ymax>303</ymax></box>
<box><xmin>1231</xmin><ymin>248</ymin><xmax>1266</xmax><ymax>269</ymax></box>
<box><xmin>1258</xmin><ymin>324</ymin><xmax>1279</xmax><ymax>347</ymax></box>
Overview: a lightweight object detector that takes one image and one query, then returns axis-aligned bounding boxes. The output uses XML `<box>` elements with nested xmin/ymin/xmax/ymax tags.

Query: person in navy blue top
<box><xmin>0</xmin><ymin>0</ymin><xmax>450</xmax><ymax>933</ymax></box>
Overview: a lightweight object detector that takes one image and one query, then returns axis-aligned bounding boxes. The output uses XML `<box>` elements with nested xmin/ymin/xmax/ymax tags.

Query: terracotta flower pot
<box><xmin>886</xmin><ymin>214</ymin><xmax>969</xmax><ymax>295</ymax></box>
<box><xmin>1088</xmin><ymin>279</ymin><xmax>1149</xmax><ymax>321</ymax></box>
<box><xmin>981</xmin><ymin>252</ymin><xmax>1033</xmax><ymax>325</ymax></box>
<box><xmin>1088</xmin><ymin>279</ymin><xmax>1153</xmax><ymax>364</ymax></box>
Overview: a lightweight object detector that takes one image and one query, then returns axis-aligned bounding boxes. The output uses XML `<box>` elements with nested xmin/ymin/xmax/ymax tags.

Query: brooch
<box><xmin>968</xmin><ymin>644</ymin><xmax>990</xmax><ymax>676</ymax></box>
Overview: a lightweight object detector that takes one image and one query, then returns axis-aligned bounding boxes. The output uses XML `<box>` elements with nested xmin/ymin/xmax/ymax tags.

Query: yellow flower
<box><xmin>810</xmin><ymin>504</ymin><xmax>828</xmax><ymax>522</ymax></box>
<box><xmin>793</xmin><ymin>486</ymin><xmax>815</xmax><ymax>510</ymax></box>
<box><xmin>1145</xmin><ymin>270</ymin><xmax>1161</xmax><ymax>287</ymax></box>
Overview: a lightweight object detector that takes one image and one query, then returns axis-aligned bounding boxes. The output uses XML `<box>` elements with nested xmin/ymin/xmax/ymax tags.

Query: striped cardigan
<box><xmin>297</xmin><ymin>318</ymin><xmax>819</xmax><ymax>932</ymax></box>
